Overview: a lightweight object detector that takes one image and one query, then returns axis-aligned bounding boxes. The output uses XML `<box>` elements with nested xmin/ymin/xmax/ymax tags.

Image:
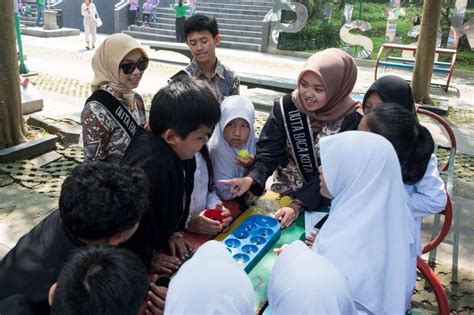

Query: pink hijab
<box><xmin>292</xmin><ymin>48</ymin><xmax>358</xmax><ymax>131</ymax></box>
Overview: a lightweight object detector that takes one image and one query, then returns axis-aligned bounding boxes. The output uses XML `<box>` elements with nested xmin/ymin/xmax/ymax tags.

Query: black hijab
<box><xmin>363</xmin><ymin>75</ymin><xmax>418</xmax><ymax>122</ymax></box>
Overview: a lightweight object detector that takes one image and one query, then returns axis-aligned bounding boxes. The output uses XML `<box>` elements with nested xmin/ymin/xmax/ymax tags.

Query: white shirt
<box><xmin>187</xmin><ymin>151</ymin><xmax>220</xmax><ymax>225</ymax></box>
<box><xmin>81</xmin><ymin>3</ymin><xmax>96</xmax><ymax>18</ymax></box>
<box><xmin>404</xmin><ymin>153</ymin><xmax>447</xmax><ymax>255</ymax></box>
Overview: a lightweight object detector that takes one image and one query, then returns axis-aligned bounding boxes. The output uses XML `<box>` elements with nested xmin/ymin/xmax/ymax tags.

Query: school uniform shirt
<box><xmin>0</xmin><ymin>210</ymin><xmax>85</xmax><ymax>314</ymax></box>
<box><xmin>185</xmin><ymin>58</ymin><xmax>240</xmax><ymax>103</ymax></box>
<box><xmin>247</xmin><ymin>93</ymin><xmax>361</xmax><ymax>210</ymax></box>
<box><xmin>188</xmin><ymin>151</ymin><xmax>220</xmax><ymax>221</ymax></box>
<box><xmin>120</xmin><ymin>129</ymin><xmax>195</xmax><ymax>267</ymax></box>
<box><xmin>405</xmin><ymin>153</ymin><xmax>447</xmax><ymax>255</ymax></box>
<box><xmin>269</xmin><ymin>240</ymin><xmax>357</xmax><ymax>315</ymax></box>
<box><xmin>312</xmin><ymin>131</ymin><xmax>416</xmax><ymax>314</ymax></box>
<box><xmin>164</xmin><ymin>240</ymin><xmax>255</xmax><ymax>314</ymax></box>
<box><xmin>208</xmin><ymin>95</ymin><xmax>257</xmax><ymax>200</ymax></box>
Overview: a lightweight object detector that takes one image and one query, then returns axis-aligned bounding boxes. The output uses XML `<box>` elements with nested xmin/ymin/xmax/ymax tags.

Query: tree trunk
<box><xmin>0</xmin><ymin>0</ymin><xmax>26</xmax><ymax>149</ymax></box>
<box><xmin>411</xmin><ymin>0</ymin><xmax>443</xmax><ymax>104</ymax></box>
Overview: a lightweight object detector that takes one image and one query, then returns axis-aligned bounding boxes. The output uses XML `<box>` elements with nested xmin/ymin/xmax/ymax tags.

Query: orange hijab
<box><xmin>292</xmin><ymin>48</ymin><xmax>358</xmax><ymax>132</ymax></box>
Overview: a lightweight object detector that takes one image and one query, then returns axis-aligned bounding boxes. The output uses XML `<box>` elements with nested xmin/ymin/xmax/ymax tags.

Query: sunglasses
<box><xmin>119</xmin><ymin>58</ymin><xmax>149</xmax><ymax>75</ymax></box>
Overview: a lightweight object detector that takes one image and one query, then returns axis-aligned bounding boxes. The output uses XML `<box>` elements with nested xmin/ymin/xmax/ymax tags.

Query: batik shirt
<box><xmin>81</xmin><ymin>85</ymin><xmax>146</xmax><ymax>164</ymax></box>
<box><xmin>185</xmin><ymin>58</ymin><xmax>240</xmax><ymax>102</ymax></box>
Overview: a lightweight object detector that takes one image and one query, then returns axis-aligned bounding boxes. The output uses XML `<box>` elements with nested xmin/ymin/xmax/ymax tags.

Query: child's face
<box><xmin>318</xmin><ymin>166</ymin><xmax>333</xmax><ymax>199</ymax></box>
<box><xmin>169</xmin><ymin>125</ymin><xmax>211</xmax><ymax>160</ymax></box>
<box><xmin>298</xmin><ymin>72</ymin><xmax>327</xmax><ymax>112</ymax></box>
<box><xmin>363</xmin><ymin>91</ymin><xmax>383</xmax><ymax>114</ymax></box>
<box><xmin>186</xmin><ymin>31</ymin><xmax>220</xmax><ymax>66</ymax></box>
<box><xmin>118</xmin><ymin>49</ymin><xmax>147</xmax><ymax>90</ymax></box>
<box><xmin>223</xmin><ymin>118</ymin><xmax>250</xmax><ymax>148</ymax></box>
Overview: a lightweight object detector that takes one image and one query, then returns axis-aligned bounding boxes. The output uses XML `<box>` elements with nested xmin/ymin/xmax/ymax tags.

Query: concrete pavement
<box><xmin>1</xmin><ymin>33</ymin><xmax>473</xmax><ymax>313</ymax></box>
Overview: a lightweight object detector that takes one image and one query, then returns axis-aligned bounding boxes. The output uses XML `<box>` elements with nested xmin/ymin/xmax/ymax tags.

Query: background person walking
<box><xmin>81</xmin><ymin>0</ymin><xmax>98</xmax><ymax>50</ymax></box>
<box><xmin>34</xmin><ymin>0</ymin><xmax>45</xmax><ymax>27</ymax></box>
<box><xmin>171</xmin><ymin>0</ymin><xmax>188</xmax><ymax>42</ymax></box>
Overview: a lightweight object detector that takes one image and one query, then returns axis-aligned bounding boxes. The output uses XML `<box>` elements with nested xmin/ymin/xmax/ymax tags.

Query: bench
<box><xmin>374</xmin><ymin>43</ymin><xmax>457</xmax><ymax>92</ymax></box>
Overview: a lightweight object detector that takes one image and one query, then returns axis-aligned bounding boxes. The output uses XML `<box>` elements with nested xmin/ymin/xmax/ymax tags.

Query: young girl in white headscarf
<box><xmin>81</xmin><ymin>33</ymin><xmax>148</xmax><ymax>164</ymax></box>
<box><xmin>208</xmin><ymin>95</ymin><xmax>257</xmax><ymax>200</ymax></box>
<box><xmin>313</xmin><ymin>131</ymin><xmax>416</xmax><ymax>314</ymax></box>
<box><xmin>164</xmin><ymin>240</ymin><xmax>255</xmax><ymax>314</ymax></box>
<box><xmin>269</xmin><ymin>240</ymin><xmax>357</xmax><ymax>314</ymax></box>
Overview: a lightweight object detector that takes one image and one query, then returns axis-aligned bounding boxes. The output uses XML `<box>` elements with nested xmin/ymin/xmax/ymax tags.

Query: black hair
<box><xmin>51</xmin><ymin>245</ymin><xmax>148</xmax><ymax>315</ymax></box>
<box><xmin>59</xmin><ymin>162</ymin><xmax>149</xmax><ymax>240</ymax></box>
<box><xmin>363</xmin><ymin>75</ymin><xmax>418</xmax><ymax>123</ymax></box>
<box><xmin>149</xmin><ymin>75</ymin><xmax>221</xmax><ymax>139</ymax></box>
<box><xmin>183</xmin><ymin>14</ymin><xmax>219</xmax><ymax>39</ymax></box>
<box><xmin>364</xmin><ymin>103</ymin><xmax>434</xmax><ymax>184</ymax></box>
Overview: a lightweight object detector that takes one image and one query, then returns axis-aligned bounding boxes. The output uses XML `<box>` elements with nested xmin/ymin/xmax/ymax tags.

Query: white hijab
<box><xmin>269</xmin><ymin>240</ymin><xmax>357</xmax><ymax>315</ymax></box>
<box><xmin>312</xmin><ymin>131</ymin><xmax>416</xmax><ymax>314</ymax></box>
<box><xmin>208</xmin><ymin>95</ymin><xmax>257</xmax><ymax>200</ymax></box>
<box><xmin>164</xmin><ymin>240</ymin><xmax>255</xmax><ymax>315</ymax></box>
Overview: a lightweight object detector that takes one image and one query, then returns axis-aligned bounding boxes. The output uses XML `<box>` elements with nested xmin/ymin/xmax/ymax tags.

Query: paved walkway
<box><xmin>1</xmin><ymin>33</ymin><xmax>473</xmax><ymax>313</ymax></box>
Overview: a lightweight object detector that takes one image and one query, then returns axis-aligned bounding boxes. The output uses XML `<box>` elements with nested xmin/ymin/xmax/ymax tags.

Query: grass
<box><xmin>280</xmin><ymin>2</ymin><xmax>474</xmax><ymax>72</ymax></box>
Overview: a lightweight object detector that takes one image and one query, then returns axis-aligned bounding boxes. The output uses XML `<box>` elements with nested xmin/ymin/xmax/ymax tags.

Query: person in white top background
<box><xmin>312</xmin><ymin>131</ymin><xmax>416</xmax><ymax>314</ymax></box>
<box><xmin>81</xmin><ymin>0</ymin><xmax>98</xmax><ymax>50</ymax></box>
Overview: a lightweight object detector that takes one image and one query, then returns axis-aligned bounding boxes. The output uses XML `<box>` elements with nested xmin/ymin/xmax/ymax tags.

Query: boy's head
<box><xmin>149</xmin><ymin>76</ymin><xmax>221</xmax><ymax>160</ymax></box>
<box><xmin>49</xmin><ymin>245</ymin><xmax>149</xmax><ymax>315</ymax></box>
<box><xmin>59</xmin><ymin>162</ymin><xmax>149</xmax><ymax>245</ymax></box>
<box><xmin>183</xmin><ymin>14</ymin><xmax>221</xmax><ymax>65</ymax></box>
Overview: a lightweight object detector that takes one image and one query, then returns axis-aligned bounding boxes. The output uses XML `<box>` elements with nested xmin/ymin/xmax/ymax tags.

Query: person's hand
<box><xmin>218</xmin><ymin>176</ymin><xmax>254</xmax><ymax>197</ymax></box>
<box><xmin>150</xmin><ymin>252</ymin><xmax>180</xmax><ymax>274</ymax></box>
<box><xmin>304</xmin><ymin>230</ymin><xmax>319</xmax><ymax>248</ymax></box>
<box><xmin>274</xmin><ymin>204</ymin><xmax>299</xmax><ymax>228</ymax></box>
<box><xmin>168</xmin><ymin>232</ymin><xmax>193</xmax><ymax>260</ymax></box>
<box><xmin>187</xmin><ymin>214</ymin><xmax>223</xmax><ymax>235</ymax></box>
<box><xmin>234</xmin><ymin>154</ymin><xmax>255</xmax><ymax>168</ymax></box>
<box><xmin>139</xmin><ymin>274</ymin><xmax>167</xmax><ymax>315</ymax></box>
<box><xmin>215</xmin><ymin>201</ymin><xmax>232</xmax><ymax>228</ymax></box>
<box><xmin>273</xmin><ymin>243</ymin><xmax>289</xmax><ymax>255</ymax></box>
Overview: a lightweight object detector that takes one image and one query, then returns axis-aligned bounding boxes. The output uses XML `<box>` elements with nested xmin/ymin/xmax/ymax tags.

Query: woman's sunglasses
<box><xmin>119</xmin><ymin>58</ymin><xmax>149</xmax><ymax>75</ymax></box>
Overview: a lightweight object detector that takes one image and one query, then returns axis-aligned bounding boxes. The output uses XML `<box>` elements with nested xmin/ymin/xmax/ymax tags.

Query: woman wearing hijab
<box><xmin>208</xmin><ymin>95</ymin><xmax>257</xmax><ymax>201</ymax></box>
<box><xmin>269</xmin><ymin>240</ymin><xmax>357</xmax><ymax>314</ymax></box>
<box><xmin>361</xmin><ymin>75</ymin><xmax>446</xmax><ymax>256</ymax></box>
<box><xmin>164</xmin><ymin>240</ymin><xmax>255</xmax><ymax>314</ymax></box>
<box><xmin>81</xmin><ymin>33</ymin><xmax>148</xmax><ymax>164</ymax></box>
<box><xmin>219</xmin><ymin>48</ymin><xmax>361</xmax><ymax>228</ymax></box>
<box><xmin>313</xmin><ymin>131</ymin><xmax>416</xmax><ymax>314</ymax></box>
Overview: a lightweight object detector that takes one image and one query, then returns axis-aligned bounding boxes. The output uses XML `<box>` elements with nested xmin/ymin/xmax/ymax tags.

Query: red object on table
<box><xmin>203</xmin><ymin>209</ymin><xmax>226</xmax><ymax>222</ymax></box>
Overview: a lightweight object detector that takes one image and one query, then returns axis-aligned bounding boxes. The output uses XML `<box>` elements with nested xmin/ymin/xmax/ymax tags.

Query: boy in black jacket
<box><xmin>0</xmin><ymin>162</ymin><xmax>149</xmax><ymax>313</ymax></box>
<box><xmin>121</xmin><ymin>76</ymin><xmax>221</xmax><ymax>274</ymax></box>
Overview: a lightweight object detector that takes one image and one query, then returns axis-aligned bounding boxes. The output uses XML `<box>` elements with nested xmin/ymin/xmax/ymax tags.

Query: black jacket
<box><xmin>120</xmin><ymin>129</ymin><xmax>195</xmax><ymax>267</ymax></box>
<box><xmin>0</xmin><ymin>210</ymin><xmax>84</xmax><ymax>314</ymax></box>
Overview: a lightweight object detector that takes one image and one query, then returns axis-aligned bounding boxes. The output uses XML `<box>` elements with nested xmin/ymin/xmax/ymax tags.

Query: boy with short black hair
<box><xmin>120</xmin><ymin>76</ymin><xmax>221</xmax><ymax>273</ymax></box>
<box><xmin>183</xmin><ymin>14</ymin><xmax>240</xmax><ymax>102</ymax></box>
<box><xmin>0</xmin><ymin>162</ymin><xmax>149</xmax><ymax>313</ymax></box>
<box><xmin>49</xmin><ymin>245</ymin><xmax>149</xmax><ymax>315</ymax></box>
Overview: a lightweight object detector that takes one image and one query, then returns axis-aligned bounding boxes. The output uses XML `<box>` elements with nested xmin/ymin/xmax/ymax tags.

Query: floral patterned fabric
<box><xmin>271</xmin><ymin>116</ymin><xmax>345</xmax><ymax>194</ymax></box>
<box><xmin>185</xmin><ymin>58</ymin><xmax>240</xmax><ymax>103</ymax></box>
<box><xmin>81</xmin><ymin>85</ymin><xmax>146</xmax><ymax>164</ymax></box>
